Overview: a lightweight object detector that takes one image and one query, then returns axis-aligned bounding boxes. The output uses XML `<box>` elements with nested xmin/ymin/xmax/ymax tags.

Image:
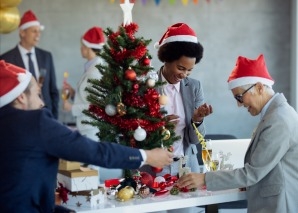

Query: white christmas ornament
<box><xmin>133</xmin><ymin>126</ymin><xmax>147</xmax><ymax>141</ymax></box>
<box><xmin>154</xmin><ymin>176</ymin><xmax>166</xmax><ymax>183</ymax></box>
<box><xmin>146</xmin><ymin>70</ymin><xmax>158</xmax><ymax>81</ymax></box>
<box><xmin>120</xmin><ymin>0</ymin><xmax>134</xmax><ymax>26</ymax></box>
<box><xmin>105</xmin><ymin>104</ymin><xmax>117</xmax><ymax>116</ymax></box>
<box><xmin>146</xmin><ymin>78</ymin><xmax>156</xmax><ymax>87</ymax></box>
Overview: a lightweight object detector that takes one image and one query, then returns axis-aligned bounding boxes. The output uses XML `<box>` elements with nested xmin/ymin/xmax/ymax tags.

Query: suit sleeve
<box><xmin>39</xmin><ymin>110</ymin><xmax>143</xmax><ymax>169</ymax></box>
<box><xmin>47</xmin><ymin>52</ymin><xmax>59</xmax><ymax>119</ymax></box>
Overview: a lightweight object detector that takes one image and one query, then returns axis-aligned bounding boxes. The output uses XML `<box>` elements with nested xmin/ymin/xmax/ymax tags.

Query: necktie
<box><xmin>27</xmin><ymin>52</ymin><xmax>36</xmax><ymax>79</ymax></box>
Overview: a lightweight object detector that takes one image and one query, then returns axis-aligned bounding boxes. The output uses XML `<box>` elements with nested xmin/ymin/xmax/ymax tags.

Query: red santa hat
<box><xmin>154</xmin><ymin>23</ymin><xmax>198</xmax><ymax>49</ymax></box>
<box><xmin>227</xmin><ymin>54</ymin><xmax>274</xmax><ymax>90</ymax></box>
<box><xmin>0</xmin><ymin>60</ymin><xmax>32</xmax><ymax>108</ymax></box>
<box><xmin>82</xmin><ymin>27</ymin><xmax>105</xmax><ymax>49</ymax></box>
<box><xmin>19</xmin><ymin>10</ymin><xmax>44</xmax><ymax>30</ymax></box>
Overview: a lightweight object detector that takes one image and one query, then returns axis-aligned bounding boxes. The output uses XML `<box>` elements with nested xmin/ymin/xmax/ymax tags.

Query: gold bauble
<box><xmin>161</xmin><ymin>127</ymin><xmax>171</xmax><ymax>140</ymax></box>
<box><xmin>117</xmin><ymin>186</ymin><xmax>135</xmax><ymax>201</ymax></box>
<box><xmin>0</xmin><ymin>0</ymin><xmax>21</xmax><ymax>8</ymax></box>
<box><xmin>0</xmin><ymin>7</ymin><xmax>20</xmax><ymax>34</ymax></box>
<box><xmin>117</xmin><ymin>102</ymin><xmax>126</xmax><ymax>116</ymax></box>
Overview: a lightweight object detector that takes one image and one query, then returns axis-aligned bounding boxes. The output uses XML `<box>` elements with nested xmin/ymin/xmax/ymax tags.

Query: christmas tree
<box><xmin>83</xmin><ymin>0</ymin><xmax>179</xmax><ymax>152</ymax></box>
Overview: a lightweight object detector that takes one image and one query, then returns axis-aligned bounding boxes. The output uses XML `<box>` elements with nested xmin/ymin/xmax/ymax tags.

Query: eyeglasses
<box><xmin>234</xmin><ymin>84</ymin><xmax>256</xmax><ymax>104</ymax></box>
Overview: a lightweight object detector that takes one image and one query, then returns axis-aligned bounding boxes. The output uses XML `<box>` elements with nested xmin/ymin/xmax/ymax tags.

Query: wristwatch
<box><xmin>191</xmin><ymin>119</ymin><xmax>203</xmax><ymax>126</ymax></box>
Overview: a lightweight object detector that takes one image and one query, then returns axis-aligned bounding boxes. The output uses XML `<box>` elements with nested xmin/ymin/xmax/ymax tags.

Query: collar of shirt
<box><xmin>260</xmin><ymin>93</ymin><xmax>277</xmax><ymax>120</ymax></box>
<box><xmin>18</xmin><ymin>44</ymin><xmax>35</xmax><ymax>56</ymax></box>
<box><xmin>161</xmin><ymin>72</ymin><xmax>181</xmax><ymax>93</ymax></box>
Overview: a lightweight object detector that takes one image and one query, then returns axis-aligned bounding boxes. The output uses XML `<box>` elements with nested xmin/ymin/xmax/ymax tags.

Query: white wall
<box><xmin>0</xmin><ymin>0</ymin><xmax>292</xmax><ymax>138</ymax></box>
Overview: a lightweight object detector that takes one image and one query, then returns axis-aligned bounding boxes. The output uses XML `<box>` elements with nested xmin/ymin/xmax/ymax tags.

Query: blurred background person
<box><xmin>62</xmin><ymin>26</ymin><xmax>123</xmax><ymax>183</ymax></box>
<box><xmin>0</xmin><ymin>10</ymin><xmax>59</xmax><ymax>119</ymax></box>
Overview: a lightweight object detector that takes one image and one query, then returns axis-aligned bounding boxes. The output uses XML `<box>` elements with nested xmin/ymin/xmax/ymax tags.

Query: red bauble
<box><xmin>140</xmin><ymin>172</ymin><xmax>154</xmax><ymax>187</ymax></box>
<box><xmin>125</xmin><ymin>68</ymin><xmax>136</xmax><ymax>81</ymax></box>
<box><xmin>142</xmin><ymin>57</ymin><xmax>151</xmax><ymax>66</ymax></box>
<box><xmin>151</xmin><ymin>166</ymin><xmax>163</xmax><ymax>173</ymax></box>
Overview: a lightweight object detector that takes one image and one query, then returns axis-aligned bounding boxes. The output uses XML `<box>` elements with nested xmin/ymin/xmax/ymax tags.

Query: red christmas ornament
<box><xmin>142</xmin><ymin>57</ymin><xmax>151</xmax><ymax>66</ymax></box>
<box><xmin>125</xmin><ymin>68</ymin><xmax>136</xmax><ymax>81</ymax></box>
<box><xmin>140</xmin><ymin>172</ymin><xmax>154</xmax><ymax>187</ymax></box>
<box><xmin>151</xmin><ymin>166</ymin><xmax>163</xmax><ymax>173</ymax></box>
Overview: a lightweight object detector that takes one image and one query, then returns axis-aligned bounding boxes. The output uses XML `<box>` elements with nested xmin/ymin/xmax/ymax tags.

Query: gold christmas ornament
<box><xmin>0</xmin><ymin>0</ymin><xmax>21</xmax><ymax>8</ymax></box>
<box><xmin>161</xmin><ymin>127</ymin><xmax>171</xmax><ymax>140</ymax></box>
<box><xmin>117</xmin><ymin>102</ymin><xmax>126</xmax><ymax>116</ymax></box>
<box><xmin>117</xmin><ymin>186</ymin><xmax>135</xmax><ymax>201</ymax></box>
<box><xmin>0</xmin><ymin>7</ymin><xmax>20</xmax><ymax>34</ymax></box>
<box><xmin>159</xmin><ymin>94</ymin><xmax>168</xmax><ymax>105</ymax></box>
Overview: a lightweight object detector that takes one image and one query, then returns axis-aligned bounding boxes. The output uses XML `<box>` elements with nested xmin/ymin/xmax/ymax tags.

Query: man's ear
<box><xmin>13</xmin><ymin>93</ymin><xmax>27</xmax><ymax>109</ymax></box>
<box><xmin>255</xmin><ymin>82</ymin><xmax>264</xmax><ymax>94</ymax></box>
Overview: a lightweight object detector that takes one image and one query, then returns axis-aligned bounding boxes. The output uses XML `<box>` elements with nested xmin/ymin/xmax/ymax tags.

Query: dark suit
<box><xmin>0</xmin><ymin>46</ymin><xmax>59</xmax><ymax>118</ymax></box>
<box><xmin>0</xmin><ymin>105</ymin><xmax>144</xmax><ymax>213</ymax></box>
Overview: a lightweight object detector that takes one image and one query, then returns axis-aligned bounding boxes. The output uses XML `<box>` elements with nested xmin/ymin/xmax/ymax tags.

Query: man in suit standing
<box><xmin>0</xmin><ymin>10</ymin><xmax>59</xmax><ymax>119</ymax></box>
<box><xmin>178</xmin><ymin>54</ymin><xmax>298</xmax><ymax>213</ymax></box>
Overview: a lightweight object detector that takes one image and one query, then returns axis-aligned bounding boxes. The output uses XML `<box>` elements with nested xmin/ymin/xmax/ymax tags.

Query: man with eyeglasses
<box><xmin>178</xmin><ymin>54</ymin><xmax>298</xmax><ymax>213</ymax></box>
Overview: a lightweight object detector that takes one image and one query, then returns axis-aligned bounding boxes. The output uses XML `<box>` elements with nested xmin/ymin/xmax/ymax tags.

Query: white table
<box><xmin>68</xmin><ymin>189</ymin><xmax>246</xmax><ymax>213</ymax></box>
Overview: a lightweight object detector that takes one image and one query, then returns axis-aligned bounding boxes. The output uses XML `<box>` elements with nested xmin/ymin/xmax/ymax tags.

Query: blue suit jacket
<box><xmin>0</xmin><ymin>106</ymin><xmax>143</xmax><ymax>213</ymax></box>
<box><xmin>0</xmin><ymin>46</ymin><xmax>59</xmax><ymax>118</ymax></box>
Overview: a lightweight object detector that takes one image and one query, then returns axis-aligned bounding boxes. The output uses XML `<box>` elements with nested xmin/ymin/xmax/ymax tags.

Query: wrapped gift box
<box><xmin>58</xmin><ymin>159</ymin><xmax>81</xmax><ymax>171</ymax></box>
<box><xmin>62</xmin><ymin>187</ymin><xmax>105</xmax><ymax>208</ymax></box>
<box><xmin>57</xmin><ymin>167</ymin><xmax>99</xmax><ymax>192</ymax></box>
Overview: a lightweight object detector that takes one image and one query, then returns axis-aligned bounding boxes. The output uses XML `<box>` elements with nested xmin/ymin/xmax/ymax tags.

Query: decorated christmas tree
<box><xmin>83</xmin><ymin>1</ymin><xmax>179</xmax><ymax>152</ymax></box>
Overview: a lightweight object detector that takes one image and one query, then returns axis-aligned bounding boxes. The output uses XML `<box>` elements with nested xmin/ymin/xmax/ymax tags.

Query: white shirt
<box><xmin>162</xmin><ymin>74</ymin><xmax>186</xmax><ymax>157</ymax></box>
<box><xmin>18</xmin><ymin>44</ymin><xmax>40</xmax><ymax>79</ymax></box>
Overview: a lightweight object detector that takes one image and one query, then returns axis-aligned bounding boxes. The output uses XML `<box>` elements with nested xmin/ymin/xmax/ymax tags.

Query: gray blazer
<box><xmin>206</xmin><ymin>93</ymin><xmax>298</xmax><ymax>213</ymax></box>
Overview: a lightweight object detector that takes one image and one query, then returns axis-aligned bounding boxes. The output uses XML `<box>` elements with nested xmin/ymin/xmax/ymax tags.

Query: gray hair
<box><xmin>240</xmin><ymin>84</ymin><xmax>275</xmax><ymax>96</ymax></box>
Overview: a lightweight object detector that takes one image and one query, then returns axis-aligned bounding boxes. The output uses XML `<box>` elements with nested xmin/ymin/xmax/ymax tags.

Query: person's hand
<box><xmin>177</xmin><ymin>173</ymin><xmax>206</xmax><ymax>190</ymax></box>
<box><xmin>144</xmin><ymin>148</ymin><xmax>173</xmax><ymax>168</ymax></box>
<box><xmin>63</xmin><ymin>100</ymin><xmax>72</xmax><ymax>112</ymax></box>
<box><xmin>63</xmin><ymin>81</ymin><xmax>75</xmax><ymax>99</ymax></box>
<box><xmin>165</xmin><ymin>114</ymin><xmax>179</xmax><ymax>126</ymax></box>
<box><xmin>192</xmin><ymin>103</ymin><xmax>213</xmax><ymax>122</ymax></box>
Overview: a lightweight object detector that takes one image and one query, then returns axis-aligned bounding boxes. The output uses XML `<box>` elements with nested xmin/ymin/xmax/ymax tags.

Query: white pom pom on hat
<box><xmin>154</xmin><ymin>23</ymin><xmax>198</xmax><ymax>49</ymax></box>
<box><xmin>227</xmin><ymin>54</ymin><xmax>274</xmax><ymax>90</ymax></box>
<box><xmin>0</xmin><ymin>60</ymin><xmax>32</xmax><ymax>108</ymax></box>
<box><xmin>19</xmin><ymin>10</ymin><xmax>44</xmax><ymax>30</ymax></box>
<box><xmin>82</xmin><ymin>27</ymin><xmax>105</xmax><ymax>49</ymax></box>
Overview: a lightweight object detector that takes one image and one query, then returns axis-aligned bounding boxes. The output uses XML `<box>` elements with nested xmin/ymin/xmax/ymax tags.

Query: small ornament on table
<box><xmin>132</xmin><ymin>170</ymin><xmax>142</xmax><ymax>193</ymax></box>
<box><xmin>133</xmin><ymin>126</ymin><xmax>147</xmax><ymax>141</ymax></box>
<box><xmin>117</xmin><ymin>186</ymin><xmax>135</xmax><ymax>201</ymax></box>
<box><xmin>105</xmin><ymin>104</ymin><xmax>117</xmax><ymax>116</ymax></box>
<box><xmin>139</xmin><ymin>185</ymin><xmax>151</xmax><ymax>198</ymax></box>
<box><xmin>178</xmin><ymin>156</ymin><xmax>191</xmax><ymax>178</ymax></box>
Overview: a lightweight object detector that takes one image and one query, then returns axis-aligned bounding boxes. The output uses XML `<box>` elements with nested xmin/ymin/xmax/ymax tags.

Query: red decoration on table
<box><xmin>151</xmin><ymin>166</ymin><xmax>163</xmax><ymax>173</ymax></box>
<box><xmin>56</xmin><ymin>182</ymin><xmax>69</xmax><ymax>203</ymax></box>
<box><xmin>140</xmin><ymin>172</ymin><xmax>154</xmax><ymax>187</ymax></box>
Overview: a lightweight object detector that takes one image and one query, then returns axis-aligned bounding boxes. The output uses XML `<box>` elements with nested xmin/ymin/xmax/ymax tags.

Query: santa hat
<box><xmin>82</xmin><ymin>27</ymin><xmax>105</xmax><ymax>49</ymax></box>
<box><xmin>154</xmin><ymin>23</ymin><xmax>198</xmax><ymax>49</ymax></box>
<box><xmin>0</xmin><ymin>60</ymin><xmax>32</xmax><ymax>108</ymax></box>
<box><xmin>19</xmin><ymin>10</ymin><xmax>44</xmax><ymax>30</ymax></box>
<box><xmin>227</xmin><ymin>54</ymin><xmax>274</xmax><ymax>90</ymax></box>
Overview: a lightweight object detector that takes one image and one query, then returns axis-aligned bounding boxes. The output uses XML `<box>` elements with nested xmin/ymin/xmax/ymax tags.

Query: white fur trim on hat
<box><xmin>228</xmin><ymin>76</ymin><xmax>274</xmax><ymax>90</ymax></box>
<box><xmin>154</xmin><ymin>35</ymin><xmax>197</xmax><ymax>49</ymax></box>
<box><xmin>0</xmin><ymin>71</ymin><xmax>32</xmax><ymax>107</ymax></box>
<box><xmin>82</xmin><ymin>39</ymin><xmax>104</xmax><ymax>49</ymax></box>
<box><xmin>19</xmin><ymin>21</ymin><xmax>45</xmax><ymax>30</ymax></box>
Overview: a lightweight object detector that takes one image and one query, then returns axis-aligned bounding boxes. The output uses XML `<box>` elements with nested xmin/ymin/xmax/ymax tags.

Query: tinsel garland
<box><xmin>89</xmin><ymin>105</ymin><xmax>165</xmax><ymax>132</ymax></box>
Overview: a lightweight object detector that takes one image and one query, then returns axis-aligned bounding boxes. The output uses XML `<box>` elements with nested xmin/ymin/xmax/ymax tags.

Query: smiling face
<box><xmin>231</xmin><ymin>83</ymin><xmax>270</xmax><ymax>116</ymax></box>
<box><xmin>19</xmin><ymin>26</ymin><xmax>41</xmax><ymax>50</ymax></box>
<box><xmin>162</xmin><ymin>56</ymin><xmax>196</xmax><ymax>84</ymax></box>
